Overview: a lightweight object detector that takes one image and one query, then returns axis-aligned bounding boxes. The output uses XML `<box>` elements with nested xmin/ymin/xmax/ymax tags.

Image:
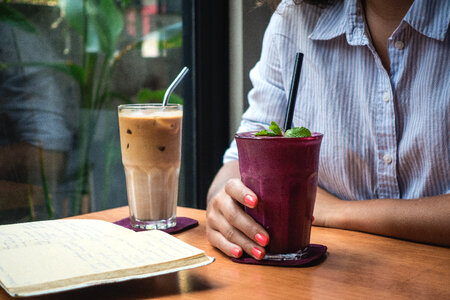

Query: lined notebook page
<box><xmin>0</xmin><ymin>219</ymin><xmax>205</xmax><ymax>290</ymax></box>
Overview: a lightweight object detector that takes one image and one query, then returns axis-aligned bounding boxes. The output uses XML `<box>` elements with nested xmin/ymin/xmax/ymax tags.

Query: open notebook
<box><xmin>0</xmin><ymin>219</ymin><xmax>214</xmax><ymax>297</ymax></box>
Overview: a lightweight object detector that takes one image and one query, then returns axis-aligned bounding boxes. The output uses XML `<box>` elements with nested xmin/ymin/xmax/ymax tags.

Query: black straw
<box><xmin>284</xmin><ymin>52</ymin><xmax>304</xmax><ymax>131</ymax></box>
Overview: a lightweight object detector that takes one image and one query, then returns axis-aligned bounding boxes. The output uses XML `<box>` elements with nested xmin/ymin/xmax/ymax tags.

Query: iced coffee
<box><xmin>118</xmin><ymin>104</ymin><xmax>183</xmax><ymax>229</ymax></box>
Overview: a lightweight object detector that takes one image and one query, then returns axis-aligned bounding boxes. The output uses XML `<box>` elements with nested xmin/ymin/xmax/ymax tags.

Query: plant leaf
<box><xmin>160</xmin><ymin>31</ymin><xmax>182</xmax><ymax>49</ymax></box>
<box><xmin>255</xmin><ymin>121</ymin><xmax>283</xmax><ymax>136</ymax></box>
<box><xmin>108</xmin><ymin>91</ymin><xmax>132</xmax><ymax>104</ymax></box>
<box><xmin>285</xmin><ymin>127</ymin><xmax>312</xmax><ymax>138</ymax></box>
<box><xmin>86</xmin><ymin>21</ymin><xmax>101</xmax><ymax>53</ymax></box>
<box><xmin>59</xmin><ymin>0</ymin><xmax>99</xmax><ymax>52</ymax></box>
<box><xmin>269</xmin><ymin>121</ymin><xmax>282</xmax><ymax>136</ymax></box>
<box><xmin>120</xmin><ymin>0</ymin><xmax>131</xmax><ymax>9</ymax></box>
<box><xmin>59</xmin><ymin>0</ymin><xmax>124</xmax><ymax>56</ymax></box>
<box><xmin>0</xmin><ymin>3</ymin><xmax>37</xmax><ymax>34</ymax></box>
<box><xmin>137</xmin><ymin>88</ymin><xmax>183</xmax><ymax>104</ymax></box>
<box><xmin>86</xmin><ymin>0</ymin><xmax>124</xmax><ymax>57</ymax></box>
<box><xmin>0</xmin><ymin>61</ymin><xmax>85</xmax><ymax>85</ymax></box>
<box><xmin>46</xmin><ymin>61</ymin><xmax>86</xmax><ymax>86</ymax></box>
<box><xmin>255</xmin><ymin>130</ymin><xmax>278</xmax><ymax>136</ymax></box>
<box><xmin>59</xmin><ymin>0</ymin><xmax>84</xmax><ymax>34</ymax></box>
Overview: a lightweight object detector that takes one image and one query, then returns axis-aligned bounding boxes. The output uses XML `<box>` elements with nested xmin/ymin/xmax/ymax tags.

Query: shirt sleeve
<box><xmin>223</xmin><ymin>13</ymin><xmax>289</xmax><ymax>164</ymax></box>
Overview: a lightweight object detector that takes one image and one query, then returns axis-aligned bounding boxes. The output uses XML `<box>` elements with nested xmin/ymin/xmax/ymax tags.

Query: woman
<box><xmin>206</xmin><ymin>0</ymin><xmax>450</xmax><ymax>260</ymax></box>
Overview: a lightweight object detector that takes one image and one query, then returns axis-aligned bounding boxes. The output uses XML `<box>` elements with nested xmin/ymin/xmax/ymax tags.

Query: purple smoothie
<box><xmin>235</xmin><ymin>131</ymin><xmax>323</xmax><ymax>254</ymax></box>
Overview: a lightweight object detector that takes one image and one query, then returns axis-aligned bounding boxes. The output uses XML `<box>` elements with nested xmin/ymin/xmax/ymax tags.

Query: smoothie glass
<box><xmin>235</xmin><ymin>131</ymin><xmax>323</xmax><ymax>258</ymax></box>
<box><xmin>118</xmin><ymin>104</ymin><xmax>183</xmax><ymax>229</ymax></box>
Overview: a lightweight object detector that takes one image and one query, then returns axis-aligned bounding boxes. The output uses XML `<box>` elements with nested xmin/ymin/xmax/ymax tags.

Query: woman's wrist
<box><xmin>332</xmin><ymin>199</ymin><xmax>353</xmax><ymax>230</ymax></box>
<box><xmin>315</xmin><ymin>187</ymin><xmax>349</xmax><ymax>228</ymax></box>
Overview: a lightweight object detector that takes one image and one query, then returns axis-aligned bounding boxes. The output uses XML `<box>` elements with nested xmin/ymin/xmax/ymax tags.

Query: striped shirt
<box><xmin>224</xmin><ymin>0</ymin><xmax>449</xmax><ymax>200</ymax></box>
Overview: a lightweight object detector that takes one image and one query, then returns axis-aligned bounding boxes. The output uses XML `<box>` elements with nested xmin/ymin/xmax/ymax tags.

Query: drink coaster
<box><xmin>114</xmin><ymin>217</ymin><xmax>198</xmax><ymax>234</ymax></box>
<box><xmin>231</xmin><ymin>244</ymin><xmax>327</xmax><ymax>267</ymax></box>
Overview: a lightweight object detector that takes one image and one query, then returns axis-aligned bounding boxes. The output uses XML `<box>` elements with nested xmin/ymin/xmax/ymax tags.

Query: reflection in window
<box><xmin>0</xmin><ymin>0</ymin><xmax>185</xmax><ymax>224</ymax></box>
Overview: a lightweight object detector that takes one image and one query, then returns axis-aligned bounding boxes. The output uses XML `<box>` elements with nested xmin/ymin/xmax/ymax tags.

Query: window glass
<box><xmin>0</xmin><ymin>0</ymin><xmax>186</xmax><ymax>223</ymax></box>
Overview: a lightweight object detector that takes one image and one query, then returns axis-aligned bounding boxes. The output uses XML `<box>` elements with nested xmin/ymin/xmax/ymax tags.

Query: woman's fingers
<box><xmin>223</xmin><ymin>178</ymin><xmax>270</xmax><ymax>245</ymax></box>
<box><xmin>224</xmin><ymin>178</ymin><xmax>258</xmax><ymax>208</ymax></box>
<box><xmin>206</xmin><ymin>212</ymin><xmax>262</xmax><ymax>259</ymax></box>
<box><xmin>207</xmin><ymin>186</ymin><xmax>269</xmax><ymax>259</ymax></box>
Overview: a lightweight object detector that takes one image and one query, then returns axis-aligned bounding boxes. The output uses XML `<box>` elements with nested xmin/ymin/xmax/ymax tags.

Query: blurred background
<box><xmin>0</xmin><ymin>0</ymin><xmax>271</xmax><ymax>224</ymax></box>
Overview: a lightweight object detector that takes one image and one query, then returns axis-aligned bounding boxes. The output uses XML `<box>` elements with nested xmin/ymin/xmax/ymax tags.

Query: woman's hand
<box><xmin>206</xmin><ymin>161</ymin><xmax>270</xmax><ymax>260</ymax></box>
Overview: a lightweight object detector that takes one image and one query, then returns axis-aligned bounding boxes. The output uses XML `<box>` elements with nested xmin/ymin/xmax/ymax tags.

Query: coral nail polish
<box><xmin>251</xmin><ymin>247</ymin><xmax>264</xmax><ymax>260</ymax></box>
<box><xmin>244</xmin><ymin>194</ymin><xmax>257</xmax><ymax>207</ymax></box>
<box><xmin>231</xmin><ymin>248</ymin><xmax>242</xmax><ymax>258</ymax></box>
<box><xmin>255</xmin><ymin>233</ymin><xmax>269</xmax><ymax>246</ymax></box>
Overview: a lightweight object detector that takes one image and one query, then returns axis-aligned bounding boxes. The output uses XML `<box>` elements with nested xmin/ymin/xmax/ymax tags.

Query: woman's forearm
<box><xmin>316</xmin><ymin>188</ymin><xmax>450</xmax><ymax>247</ymax></box>
<box><xmin>209</xmin><ymin>165</ymin><xmax>450</xmax><ymax>247</ymax></box>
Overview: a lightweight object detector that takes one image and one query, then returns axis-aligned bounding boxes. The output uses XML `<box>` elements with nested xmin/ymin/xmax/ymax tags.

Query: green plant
<box><xmin>60</xmin><ymin>0</ymin><xmax>125</xmax><ymax>215</ymax></box>
<box><xmin>0</xmin><ymin>0</ymin><xmax>183</xmax><ymax>217</ymax></box>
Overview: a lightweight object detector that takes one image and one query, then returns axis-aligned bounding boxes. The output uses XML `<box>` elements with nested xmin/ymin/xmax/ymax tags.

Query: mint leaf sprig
<box><xmin>269</xmin><ymin>121</ymin><xmax>282</xmax><ymax>135</ymax></box>
<box><xmin>254</xmin><ymin>129</ymin><xmax>277</xmax><ymax>136</ymax></box>
<box><xmin>285</xmin><ymin>126</ymin><xmax>311</xmax><ymax>138</ymax></box>
<box><xmin>255</xmin><ymin>121</ymin><xmax>282</xmax><ymax>136</ymax></box>
<box><xmin>255</xmin><ymin>121</ymin><xmax>311</xmax><ymax>138</ymax></box>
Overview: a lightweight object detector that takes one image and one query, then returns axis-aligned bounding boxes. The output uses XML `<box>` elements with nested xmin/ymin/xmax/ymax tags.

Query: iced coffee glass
<box><xmin>118</xmin><ymin>104</ymin><xmax>183</xmax><ymax>229</ymax></box>
<box><xmin>236</xmin><ymin>131</ymin><xmax>323</xmax><ymax>258</ymax></box>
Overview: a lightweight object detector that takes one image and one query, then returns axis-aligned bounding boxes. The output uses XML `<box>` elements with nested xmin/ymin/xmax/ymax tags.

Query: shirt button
<box><xmin>394</xmin><ymin>40</ymin><xmax>404</xmax><ymax>50</ymax></box>
<box><xmin>383</xmin><ymin>154</ymin><xmax>393</xmax><ymax>165</ymax></box>
<box><xmin>383</xmin><ymin>91</ymin><xmax>390</xmax><ymax>102</ymax></box>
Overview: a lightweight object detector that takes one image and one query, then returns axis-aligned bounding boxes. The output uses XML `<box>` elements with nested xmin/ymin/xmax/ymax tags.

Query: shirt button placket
<box><xmin>383</xmin><ymin>154</ymin><xmax>393</xmax><ymax>165</ymax></box>
<box><xmin>383</xmin><ymin>91</ymin><xmax>390</xmax><ymax>103</ymax></box>
<box><xmin>377</xmin><ymin>83</ymin><xmax>399</xmax><ymax>198</ymax></box>
<box><xmin>394</xmin><ymin>40</ymin><xmax>405</xmax><ymax>50</ymax></box>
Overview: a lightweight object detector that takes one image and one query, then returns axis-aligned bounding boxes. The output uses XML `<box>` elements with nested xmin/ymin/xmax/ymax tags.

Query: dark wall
<box><xmin>181</xmin><ymin>0</ymin><xmax>230</xmax><ymax>209</ymax></box>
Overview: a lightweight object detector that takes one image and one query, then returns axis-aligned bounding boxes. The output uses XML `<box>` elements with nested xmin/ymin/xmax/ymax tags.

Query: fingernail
<box><xmin>251</xmin><ymin>247</ymin><xmax>264</xmax><ymax>260</ymax></box>
<box><xmin>312</xmin><ymin>216</ymin><xmax>315</xmax><ymax>222</ymax></box>
<box><xmin>244</xmin><ymin>194</ymin><xmax>257</xmax><ymax>207</ymax></box>
<box><xmin>231</xmin><ymin>247</ymin><xmax>242</xmax><ymax>258</ymax></box>
<box><xmin>255</xmin><ymin>233</ymin><xmax>269</xmax><ymax>246</ymax></box>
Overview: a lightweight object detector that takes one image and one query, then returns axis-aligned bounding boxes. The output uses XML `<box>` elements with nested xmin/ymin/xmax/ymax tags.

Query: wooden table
<box><xmin>1</xmin><ymin>206</ymin><xmax>449</xmax><ymax>299</ymax></box>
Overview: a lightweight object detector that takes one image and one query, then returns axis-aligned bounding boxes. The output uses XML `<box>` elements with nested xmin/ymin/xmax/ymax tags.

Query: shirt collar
<box><xmin>403</xmin><ymin>0</ymin><xmax>449</xmax><ymax>41</ymax></box>
<box><xmin>309</xmin><ymin>0</ymin><xmax>449</xmax><ymax>44</ymax></box>
<box><xmin>309</xmin><ymin>0</ymin><xmax>369</xmax><ymax>46</ymax></box>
